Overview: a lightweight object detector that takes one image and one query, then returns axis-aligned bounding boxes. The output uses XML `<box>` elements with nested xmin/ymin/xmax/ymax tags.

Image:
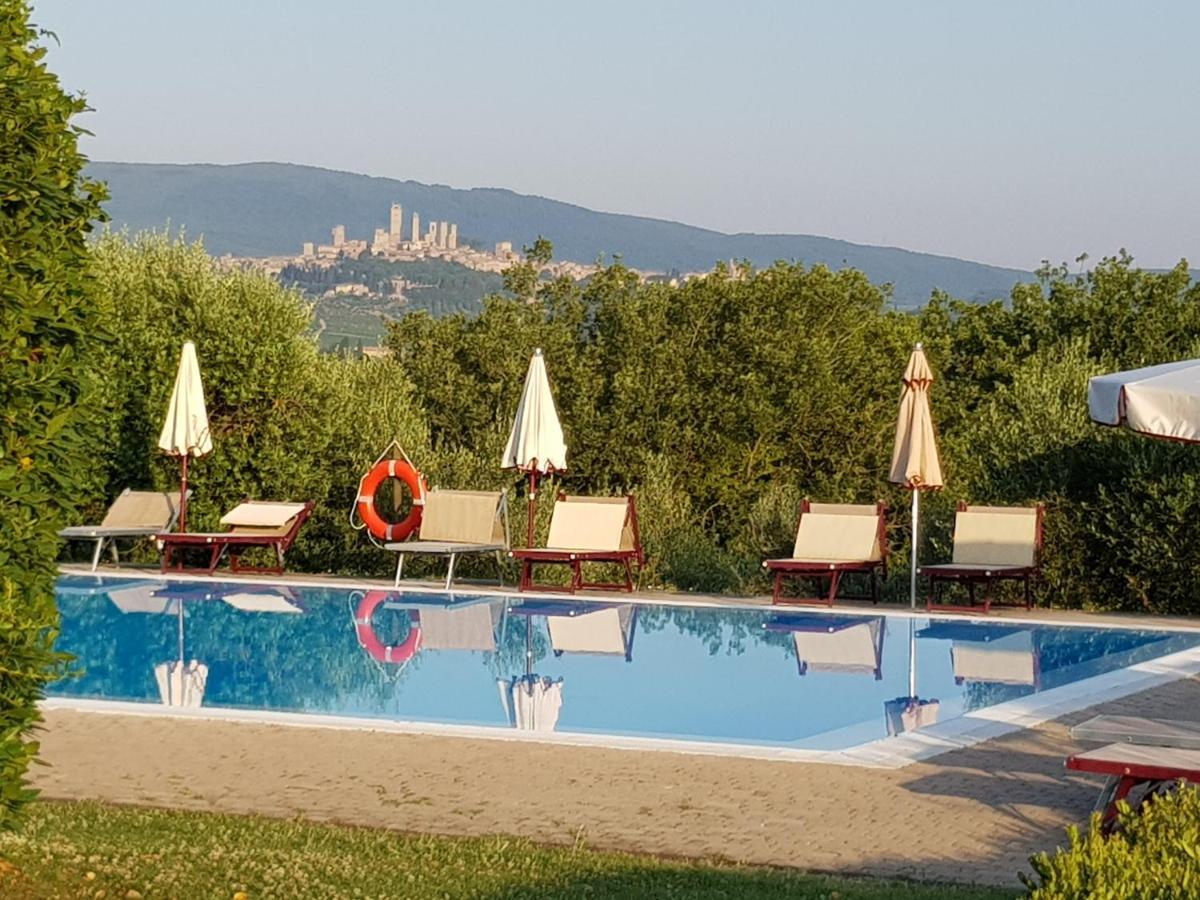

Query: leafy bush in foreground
<box><xmin>1023</xmin><ymin>785</ymin><xmax>1200</xmax><ymax>899</ymax></box>
<box><xmin>0</xmin><ymin>0</ymin><xmax>106</xmax><ymax>829</ymax></box>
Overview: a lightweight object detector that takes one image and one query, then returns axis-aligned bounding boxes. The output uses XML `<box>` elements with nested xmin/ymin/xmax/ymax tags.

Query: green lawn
<box><xmin>0</xmin><ymin>801</ymin><xmax>1018</xmax><ymax>900</ymax></box>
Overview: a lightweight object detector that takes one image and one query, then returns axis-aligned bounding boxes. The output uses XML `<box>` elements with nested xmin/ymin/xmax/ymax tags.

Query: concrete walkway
<box><xmin>32</xmin><ymin>675</ymin><xmax>1200</xmax><ymax>887</ymax></box>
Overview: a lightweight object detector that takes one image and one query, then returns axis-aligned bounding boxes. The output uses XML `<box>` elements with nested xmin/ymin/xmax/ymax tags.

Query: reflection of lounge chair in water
<box><xmin>417</xmin><ymin>601</ymin><xmax>506</xmax><ymax>652</ymax></box>
<box><xmin>917</xmin><ymin>623</ymin><xmax>1040</xmax><ymax>687</ymax></box>
<box><xmin>764</xmin><ymin>614</ymin><xmax>885</xmax><ymax>679</ymax></box>
<box><xmin>509</xmin><ymin>601</ymin><xmax>638</xmax><ymax>661</ymax></box>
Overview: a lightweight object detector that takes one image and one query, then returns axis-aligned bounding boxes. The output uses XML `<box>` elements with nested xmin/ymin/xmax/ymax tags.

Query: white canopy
<box><xmin>1088</xmin><ymin>360</ymin><xmax>1200</xmax><ymax>443</ymax></box>
<box><xmin>501</xmin><ymin>349</ymin><xmax>567</xmax><ymax>473</ymax></box>
<box><xmin>158</xmin><ymin>341</ymin><xmax>212</xmax><ymax>458</ymax></box>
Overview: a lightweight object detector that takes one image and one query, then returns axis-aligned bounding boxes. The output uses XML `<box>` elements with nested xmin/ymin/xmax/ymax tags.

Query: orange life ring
<box><xmin>356</xmin><ymin>459</ymin><xmax>426</xmax><ymax>542</ymax></box>
<box><xmin>353</xmin><ymin>591</ymin><xmax>421</xmax><ymax>664</ymax></box>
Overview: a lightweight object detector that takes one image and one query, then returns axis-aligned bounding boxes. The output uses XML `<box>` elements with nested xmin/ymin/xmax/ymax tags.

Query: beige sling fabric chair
<box><xmin>546</xmin><ymin>605</ymin><xmax>638</xmax><ymax>661</ymax></box>
<box><xmin>919</xmin><ymin>503</ymin><xmax>1044</xmax><ymax>613</ymax></box>
<box><xmin>59</xmin><ymin>488</ymin><xmax>187</xmax><ymax>571</ymax></box>
<box><xmin>763</xmin><ymin>500</ymin><xmax>888</xmax><ymax>606</ymax></box>
<box><xmin>385</xmin><ymin>489</ymin><xmax>509</xmax><ymax>589</ymax></box>
<box><xmin>510</xmin><ymin>494</ymin><xmax>644</xmax><ymax>593</ymax></box>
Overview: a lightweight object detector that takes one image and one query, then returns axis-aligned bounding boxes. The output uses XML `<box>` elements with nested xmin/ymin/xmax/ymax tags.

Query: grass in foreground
<box><xmin>0</xmin><ymin>801</ymin><xmax>1019</xmax><ymax>900</ymax></box>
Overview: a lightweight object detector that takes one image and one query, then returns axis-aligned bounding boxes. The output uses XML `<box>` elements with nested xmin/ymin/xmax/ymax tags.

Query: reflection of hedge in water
<box><xmin>618</xmin><ymin>606</ymin><xmax>780</xmax><ymax>658</ymax></box>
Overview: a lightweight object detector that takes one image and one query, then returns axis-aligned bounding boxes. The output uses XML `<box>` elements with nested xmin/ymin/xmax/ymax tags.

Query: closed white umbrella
<box><xmin>158</xmin><ymin>341</ymin><xmax>212</xmax><ymax>531</ymax></box>
<box><xmin>501</xmin><ymin>348</ymin><xmax>567</xmax><ymax>545</ymax></box>
<box><xmin>889</xmin><ymin>344</ymin><xmax>944</xmax><ymax>607</ymax></box>
<box><xmin>1088</xmin><ymin>360</ymin><xmax>1200</xmax><ymax>442</ymax></box>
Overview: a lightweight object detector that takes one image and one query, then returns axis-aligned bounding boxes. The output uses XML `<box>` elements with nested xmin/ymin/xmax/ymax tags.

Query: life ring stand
<box><xmin>355</xmin><ymin>458</ymin><xmax>427</xmax><ymax>543</ymax></box>
<box><xmin>353</xmin><ymin>590</ymin><xmax>421</xmax><ymax>664</ymax></box>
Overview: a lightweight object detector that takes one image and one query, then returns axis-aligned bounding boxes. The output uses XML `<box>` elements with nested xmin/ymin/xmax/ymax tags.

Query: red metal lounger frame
<box><xmin>510</xmin><ymin>494</ymin><xmax>645</xmax><ymax>594</ymax></box>
<box><xmin>764</xmin><ymin>500</ymin><xmax>888</xmax><ymax>607</ymax></box>
<box><xmin>920</xmin><ymin>501</ymin><xmax>1044</xmax><ymax>614</ymax></box>
<box><xmin>157</xmin><ymin>501</ymin><xmax>314</xmax><ymax>576</ymax></box>
<box><xmin>1067</xmin><ymin>742</ymin><xmax>1200</xmax><ymax>833</ymax></box>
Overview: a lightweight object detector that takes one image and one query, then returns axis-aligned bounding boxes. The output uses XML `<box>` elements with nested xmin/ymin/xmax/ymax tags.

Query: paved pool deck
<box><xmin>43</xmin><ymin>563</ymin><xmax>1200</xmax><ymax>887</ymax></box>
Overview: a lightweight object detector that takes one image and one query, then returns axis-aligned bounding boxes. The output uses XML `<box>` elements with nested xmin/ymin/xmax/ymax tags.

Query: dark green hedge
<box><xmin>0</xmin><ymin>0</ymin><xmax>107</xmax><ymax>829</ymax></box>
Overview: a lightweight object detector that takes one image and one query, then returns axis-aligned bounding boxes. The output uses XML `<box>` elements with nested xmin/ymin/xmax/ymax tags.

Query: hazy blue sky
<box><xmin>33</xmin><ymin>0</ymin><xmax>1198</xmax><ymax>270</ymax></box>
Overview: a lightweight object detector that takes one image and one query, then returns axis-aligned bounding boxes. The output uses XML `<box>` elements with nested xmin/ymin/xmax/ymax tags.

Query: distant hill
<box><xmin>87</xmin><ymin>161</ymin><xmax>1032</xmax><ymax>308</ymax></box>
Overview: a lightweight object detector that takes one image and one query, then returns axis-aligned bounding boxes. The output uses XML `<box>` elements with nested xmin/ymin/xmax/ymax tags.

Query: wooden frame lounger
<box><xmin>1067</xmin><ymin>742</ymin><xmax>1200</xmax><ymax>832</ymax></box>
<box><xmin>919</xmin><ymin>502</ymin><xmax>1044</xmax><ymax>614</ymax></box>
<box><xmin>59</xmin><ymin>488</ymin><xmax>187</xmax><ymax>571</ymax></box>
<box><xmin>763</xmin><ymin>500</ymin><xmax>888</xmax><ymax>607</ymax></box>
<box><xmin>384</xmin><ymin>489</ymin><xmax>509</xmax><ymax>589</ymax></box>
<box><xmin>509</xmin><ymin>494</ymin><xmax>644</xmax><ymax>593</ymax></box>
<box><xmin>157</xmin><ymin>500</ymin><xmax>314</xmax><ymax>575</ymax></box>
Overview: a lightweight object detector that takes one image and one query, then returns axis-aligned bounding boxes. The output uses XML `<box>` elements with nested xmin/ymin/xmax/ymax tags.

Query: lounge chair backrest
<box><xmin>547</xmin><ymin>496</ymin><xmax>634</xmax><ymax>552</ymax></box>
<box><xmin>221</xmin><ymin>501</ymin><xmax>309</xmax><ymax>537</ymax></box>
<box><xmin>793</xmin><ymin>618</ymin><xmax>883</xmax><ymax>672</ymax></box>
<box><xmin>101</xmin><ymin>489</ymin><xmax>182</xmax><ymax>530</ymax></box>
<box><xmin>951</xmin><ymin>505</ymin><xmax>1040</xmax><ymax>567</ymax></box>
<box><xmin>418</xmin><ymin>490</ymin><xmax>506</xmax><ymax>545</ymax></box>
<box><xmin>793</xmin><ymin>504</ymin><xmax>883</xmax><ymax>562</ymax></box>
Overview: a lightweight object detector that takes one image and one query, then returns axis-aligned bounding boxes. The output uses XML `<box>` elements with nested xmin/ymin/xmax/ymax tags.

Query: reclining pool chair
<box><xmin>509</xmin><ymin>494</ymin><xmax>644</xmax><ymax>593</ymax></box>
<box><xmin>59</xmin><ymin>488</ymin><xmax>188</xmax><ymax>571</ymax></box>
<box><xmin>385</xmin><ymin>489</ymin><xmax>509</xmax><ymax>589</ymax></box>
<box><xmin>762</xmin><ymin>500</ymin><xmax>888</xmax><ymax>606</ymax></box>
<box><xmin>919</xmin><ymin>503</ymin><xmax>1044</xmax><ymax>613</ymax></box>
<box><xmin>158</xmin><ymin>500</ymin><xmax>314</xmax><ymax>575</ymax></box>
<box><xmin>1068</xmin><ymin>715</ymin><xmax>1200</xmax><ymax>833</ymax></box>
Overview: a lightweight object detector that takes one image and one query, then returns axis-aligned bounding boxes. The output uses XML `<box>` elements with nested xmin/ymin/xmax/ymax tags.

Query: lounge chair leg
<box><xmin>772</xmin><ymin>572</ymin><xmax>783</xmax><ymax>604</ymax></box>
<box><xmin>395</xmin><ymin>553</ymin><xmax>405</xmax><ymax>587</ymax></box>
<box><xmin>109</xmin><ymin>539</ymin><xmax>121</xmax><ymax>565</ymax></box>
<box><xmin>90</xmin><ymin>538</ymin><xmax>104</xmax><ymax>572</ymax></box>
<box><xmin>623</xmin><ymin>558</ymin><xmax>633</xmax><ymax>592</ymax></box>
<box><xmin>495</xmin><ymin>550</ymin><xmax>505</xmax><ymax>586</ymax></box>
<box><xmin>826</xmin><ymin>571</ymin><xmax>841</xmax><ymax>607</ymax></box>
<box><xmin>444</xmin><ymin>553</ymin><xmax>457</xmax><ymax>590</ymax></box>
<box><xmin>1024</xmin><ymin>575</ymin><xmax>1032</xmax><ymax>610</ymax></box>
<box><xmin>571</xmin><ymin>561</ymin><xmax>582</xmax><ymax>593</ymax></box>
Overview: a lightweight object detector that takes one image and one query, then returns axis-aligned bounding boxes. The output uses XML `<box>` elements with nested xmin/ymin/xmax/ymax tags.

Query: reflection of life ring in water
<box><xmin>356</xmin><ymin>459</ymin><xmax>427</xmax><ymax>542</ymax></box>
<box><xmin>354</xmin><ymin>590</ymin><xmax>421</xmax><ymax>664</ymax></box>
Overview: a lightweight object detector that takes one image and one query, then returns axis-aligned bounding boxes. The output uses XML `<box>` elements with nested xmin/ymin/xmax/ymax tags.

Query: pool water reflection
<box><xmin>51</xmin><ymin>575</ymin><xmax>1200</xmax><ymax>751</ymax></box>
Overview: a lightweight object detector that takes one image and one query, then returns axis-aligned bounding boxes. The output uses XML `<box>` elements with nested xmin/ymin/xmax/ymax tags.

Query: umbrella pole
<box><xmin>908</xmin><ymin>618</ymin><xmax>917</xmax><ymax>699</ymax></box>
<box><xmin>179</xmin><ymin>453</ymin><xmax>189</xmax><ymax>533</ymax></box>
<box><xmin>909</xmin><ymin>489</ymin><xmax>920</xmax><ymax>609</ymax></box>
<box><xmin>526</xmin><ymin>467</ymin><xmax>538</xmax><ymax>548</ymax></box>
<box><xmin>177</xmin><ymin>601</ymin><xmax>185</xmax><ymax>666</ymax></box>
<box><xmin>525</xmin><ymin>616</ymin><xmax>533</xmax><ymax>678</ymax></box>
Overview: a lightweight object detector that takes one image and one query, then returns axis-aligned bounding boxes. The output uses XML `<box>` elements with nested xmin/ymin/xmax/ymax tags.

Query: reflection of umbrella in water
<box><xmin>496</xmin><ymin>612</ymin><xmax>564</xmax><ymax>731</ymax></box>
<box><xmin>883</xmin><ymin>619</ymin><xmax>940</xmax><ymax>736</ymax></box>
<box><xmin>154</xmin><ymin>596</ymin><xmax>208</xmax><ymax>707</ymax></box>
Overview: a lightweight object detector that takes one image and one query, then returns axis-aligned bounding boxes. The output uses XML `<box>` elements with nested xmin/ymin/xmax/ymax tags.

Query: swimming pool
<box><xmin>49</xmin><ymin>573</ymin><xmax>1200</xmax><ymax>765</ymax></box>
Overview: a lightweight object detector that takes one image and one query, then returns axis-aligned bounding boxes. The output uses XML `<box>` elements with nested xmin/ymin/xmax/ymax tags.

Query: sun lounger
<box><xmin>1067</xmin><ymin>742</ymin><xmax>1200</xmax><ymax>831</ymax></box>
<box><xmin>510</xmin><ymin>494</ymin><xmax>644</xmax><ymax>593</ymax></box>
<box><xmin>59</xmin><ymin>488</ymin><xmax>187</xmax><ymax>571</ymax></box>
<box><xmin>543</xmin><ymin>604</ymin><xmax>638</xmax><ymax>661</ymax></box>
<box><xmin>919</xmin><ymin>503</ymin><xmax>1044</xmax><ymax>613</ymax></box>
<box><xmin>951</xmin><ymin>629</ymin><xmax>1039</xmax><ymax>687</ymax></box>
<box><xmin>763</xmin><ymin>501</ymin><xmax>888</xmax><ymax>606</ymax></box>
<box><xmin>418</xmin><ymin>601</ymin><xmax>506</xmax><ymax>652</ymax></box>
<box><xmin>157</xmin><ymin>500</ymin><xmax>314</xmax><ymax>575</ymax></box>
<box><xmin>764</xmin><ymin>613</ymin><xmax>885</xmax><ymax>678</ymax></box>
<box><xmin>384</xmin><ymin>489</ymin><xmax>509</xmax><ymax>589</ymax></box>
<box><xmin>1071</xmin><ymin>715</ymin><xmax>1200</xmax><ymax>751</ymax></box>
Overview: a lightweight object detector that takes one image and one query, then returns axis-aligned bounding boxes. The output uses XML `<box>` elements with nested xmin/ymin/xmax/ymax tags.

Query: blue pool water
<box><xmin>50</xmin><ymin>574</ymin><xmax>1200</xmax><ymax>751</ymax></box>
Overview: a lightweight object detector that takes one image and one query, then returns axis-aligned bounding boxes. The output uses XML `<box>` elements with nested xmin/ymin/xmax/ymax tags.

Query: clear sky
<box><xmin>32</xmin><ymin>0</ymin><xmax>1199</xmax><ymax>270</ymax></box>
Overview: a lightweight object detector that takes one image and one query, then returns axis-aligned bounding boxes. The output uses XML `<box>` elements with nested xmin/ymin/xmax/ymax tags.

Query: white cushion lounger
<box><xmin>59</xmin><ymin>488</ymin><xmax>187</xmax><ymax>571</ymax></box>
<box><xmin>384</xmin><ymin>489</ymin><xmax>509</xmax><ymax>589</ymax></box>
